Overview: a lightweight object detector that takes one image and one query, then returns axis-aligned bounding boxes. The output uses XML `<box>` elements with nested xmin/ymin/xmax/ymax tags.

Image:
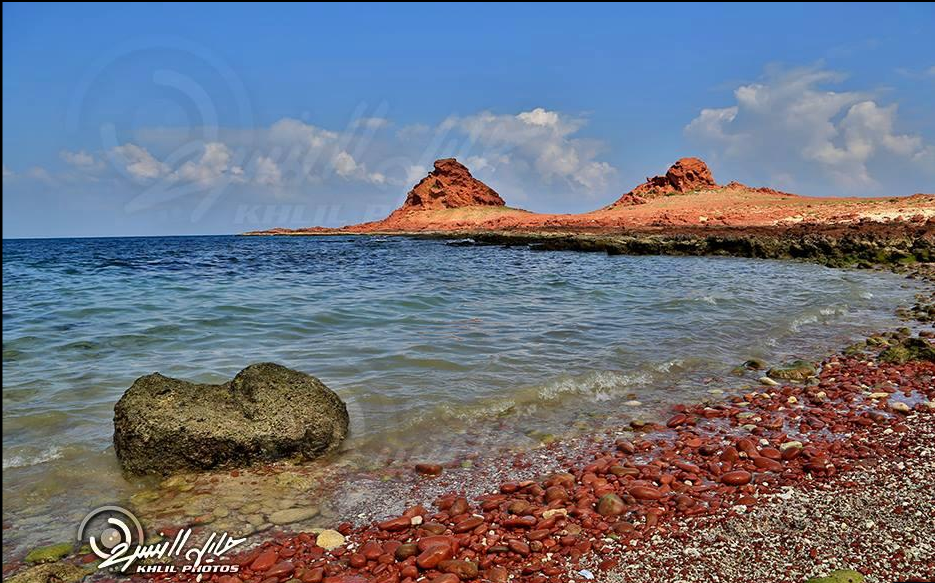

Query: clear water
<box><xmin>0</xmin><ymin>235</ymin><xmax>919</xmax><ymax>559</ymax></box>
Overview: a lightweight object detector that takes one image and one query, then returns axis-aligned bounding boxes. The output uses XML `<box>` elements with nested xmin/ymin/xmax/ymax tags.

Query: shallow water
<box><xmin>0</xmin><ymin>235</ymin><xmax>920</xmax><ymax>560</ymax></box>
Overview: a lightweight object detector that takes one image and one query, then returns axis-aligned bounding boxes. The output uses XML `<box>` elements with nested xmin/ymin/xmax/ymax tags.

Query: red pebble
<box><xmin>721</xmin><ymin>470</ymin><xmax>752</xmax><ymax>486</ymax></box>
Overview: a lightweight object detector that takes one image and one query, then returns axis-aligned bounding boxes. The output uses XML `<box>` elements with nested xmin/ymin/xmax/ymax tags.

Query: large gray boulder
<box><xmin>113</xmin><ymin>363</ymin><xmax>349</xmax><ymax>474</ymax></box>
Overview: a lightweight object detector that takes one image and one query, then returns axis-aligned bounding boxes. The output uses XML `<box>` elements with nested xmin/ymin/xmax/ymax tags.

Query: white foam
<box><xmin>3</xmin><ymin>446</ymin><xmax>63</xmax><ymax>469</ymax></box>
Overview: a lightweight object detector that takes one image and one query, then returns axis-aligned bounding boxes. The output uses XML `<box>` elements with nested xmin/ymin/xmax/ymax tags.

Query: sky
<box><xmin>2</xmin><ymin>2</ymin><xmax>934</xmax><ymax>238</ymax></box>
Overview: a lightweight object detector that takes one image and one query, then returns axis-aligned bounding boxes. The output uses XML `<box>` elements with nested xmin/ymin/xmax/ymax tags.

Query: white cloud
<box><xmin>60</xmin><ymin>149</ymin><xmax>100</xmax><ymax>169</ymax></box>
<box><xmin>25</xmin><ymin>166</ymin><xmax>55</xmax><ymax>184</ymax></box>
<box><xmin>2</xmin><ymin>164</ymin><xmax>13</xmax><ymax>180</ymax></box>
<box><xmin>405</xmin><ymin>164</ymin><xmax>428</xmax><ymax>185</ymax></box>
<box><xmin>23</xmin><ymin>107</ymin><xmax>617</xmax><ymax>210</ymax></box>
<box><xmin>331</xmin><ymin>150</ymin><xmax>388</xmax><ymax>185</ymax></box>
<box><xmin>443</xmin><ymin>107</ymin><xmax>614</xmax><ymax>191</ymax></box>
<box><xmin>352</xmin><ymin>117</ymin><xmax>391</xmax><ymax>130</ymax></box>
<box><xmin>333</xmin><ymin>150</ymin><xmax>359</xmax><ymax>177</ymax></box>
<box><xmin>686</xmin><ymin>67</ymin><xmax>933</xmax><ymax>190</ymax></box>
<box><xmin>172</xmin><ymin>142</ymin><xmax>245</xmax><ymax>187</ymax></box>
<box><xmin>268</xmin><ymin>118</ymin><xmax>338</xmax><ymax>149</ymax></box>
<box><xmin>516</xmin><ymin>107</ymin><xmax>560</xmax><ymax>127</ymax></box>
<box><xmin>110</xmin><ymin>143</ymin><xmax>169</xmax><ymax>181</ymax></box>
<box><xmin>252</xmin><ymin>156</ymin><xmax>282</xmax><ymax>187</ymax></box>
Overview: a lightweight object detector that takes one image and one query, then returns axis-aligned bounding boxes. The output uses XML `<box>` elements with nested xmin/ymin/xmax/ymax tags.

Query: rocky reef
<box><xmin>450</xmin><ymin>222</ymin><xmax>934</xmax><ymax>269</ymax></box>
<box><xmin>113</xmin><ymin>363</ymin><xmax>349</xmax><ymax>474</ymax></box>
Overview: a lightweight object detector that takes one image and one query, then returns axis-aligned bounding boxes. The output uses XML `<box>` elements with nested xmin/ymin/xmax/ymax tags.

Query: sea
<box><xmin>1</xmin><ymin>235</ymin><xmax>921</xmax><ymax>560</ymax></box>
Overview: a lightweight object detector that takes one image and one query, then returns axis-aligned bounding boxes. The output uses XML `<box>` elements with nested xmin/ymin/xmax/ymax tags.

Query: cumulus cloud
<box><xmin>442</xmin><ymin>107</ymin><xmax>615</xmax><ymax>191</ymax></box>
<box><xmin>171</xmin><ymin>142</ymin><xmax>245</xmax><ymax>187</ymax></box>
<box><xmin>352</xmin><ymin>117</ymin><xmax>391</xmax><ymax>130</ymax></box>
<box><xmin>60</xmin><ymin>149</ymin><xmax>101</xmax><ymax>169</ymax></box>
<box><xmin>252</xmin><ymin>155</ymin><xmax>283</xmax><ymax>187</ymax></box>
<box><xmin>685</xmin><ymin>67</ymin><xmax>933</xmax><ymax>191</ymax></box>
<box><xmin>332</xmin><ymin>150</ymin><xmax>387</xmax><ymax>184</ymax></box>
<box><xmin>20</xmin><ymin>107</ymin><xmax>617</xmax><ymax>216</ymax></box>
<box><xmin>110</xmin><ymin>143</ymin><xmax>169</xmax><ymax>181</ymax></box>
<box><xmin>333</xmin><ymin>150</ymin><xmax>359</xmax><ymax>177</ymax></box>
<box><xmin>25</xmin><ymin>166</ymin><xmax>55</xmax><ymax>185</ymax></box>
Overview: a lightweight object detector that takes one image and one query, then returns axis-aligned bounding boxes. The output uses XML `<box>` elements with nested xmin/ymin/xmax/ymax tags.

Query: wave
<box><xmin>3</xmin><ymin>446</ymin><xmax>63</xmax><ymax>470</ymax></box>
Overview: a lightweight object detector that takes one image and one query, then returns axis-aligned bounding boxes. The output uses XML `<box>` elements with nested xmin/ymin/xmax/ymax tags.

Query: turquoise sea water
<box><xmin>0</xmin><ymin>235</ymin><xmax>920</xmax><ymax>559</ymax></box>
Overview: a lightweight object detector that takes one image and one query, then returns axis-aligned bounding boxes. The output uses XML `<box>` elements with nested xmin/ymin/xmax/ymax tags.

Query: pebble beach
<box><xmin>127</xmin><ymin>267</ymin><xmax>935</xmax><ymax>583</ymax></box>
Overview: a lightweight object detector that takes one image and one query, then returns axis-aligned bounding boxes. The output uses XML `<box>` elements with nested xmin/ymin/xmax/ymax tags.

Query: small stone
<box><xmin>758</xmin><ymin>377</ymin><xmax>780</xmax><ymax>387</ymax></box>
<box><xmin>438</xmin><ymin>559</ymin><xmax>479</xmax><ymax>579</ymax></box>
<box><xmin>415</xmin><ymin>463</ymin><xmax>443</xmax><ymax>476</ymax></box>
<box><xmin>780</xmin><ymin>440</ymin><xmax>803</xmax><ymax>452</ymax></box>
<box><xmin>786</xmin><ymin>396</ymin><xmax>797</xmax><ymax>404</ymax></box>
<box><xmin>250</xmin><ymin>549</ymin><xmax>279</xmax><ymax>571</ymax></box>
<box><xmin>395</xmin><ymin>542</ymin><xmax>419</xmax><ymax>560</ymax></box>
<box><xmin>542</xmin><ymin>508</ymin><xmax>568</xmax><ymax>520</ymax></box>
<box><xmin>268</xmin><ymin>507</ymin><xmax>319</xmax><ymax>525</ymax></box>
<box><xmin>314</xmin><ymin>529</ymin><xmax>345</xmax><ymax>550</ymax></box>
<box><xmin>890</xmin><ymin>402</ymin><xmax>911</xmax><ymax>414</ymax></box>
<box><xmin>628</xmin><ymin>486</ymin><xmax>663</xmax><ymax>500</ymax></box>
<box><xmin>868</xmin><ymin>392</ymin><xmax>890</xmax><ymax>400</ymax></box>
<box><xmin>596</xmin><ymin>494</ymin><xmax>626</xmax><ymax>517</ymax></box>
<box><xmin>720</xmin><ymin>470</ymin><xmax>752</xmax><ymax>486</ymax></box>
<box><xmin>266</xmin><ymin>561</ymin><xmax>296</xmax><ymax>579</ymax></box>
<box><xmin>743</xmin><ymin>358</ymin><xmax>768</xmax><ymax>370</ymax></box>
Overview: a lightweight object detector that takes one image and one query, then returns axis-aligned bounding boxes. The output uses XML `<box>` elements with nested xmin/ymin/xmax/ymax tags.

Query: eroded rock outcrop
<box><xmin>114</xmin><ymin>363</ymin><xmax>349</xmax><ymax>474</ymax></box>
<box><xmin>612</xmin><ymin>157</ymin><xmax>718</xmax><ymax>206</ymax></box>
<box><xmin>402</xmin><ymin>158</ymin><xmax>505</xmax><ymax>211</ymax></box>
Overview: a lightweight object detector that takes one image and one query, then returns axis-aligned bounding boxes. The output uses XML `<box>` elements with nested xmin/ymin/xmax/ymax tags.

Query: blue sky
<box><xmin>3</xmin><ymin>2</ymin><xmax>934</xmax><ymax>238</ymax></box>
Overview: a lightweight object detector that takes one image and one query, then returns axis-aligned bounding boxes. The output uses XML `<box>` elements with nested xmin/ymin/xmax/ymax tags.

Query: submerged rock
<box><xmin>806</xmin><ymin>569</ymin><xmax>864</xmax><ymax>583</ymax></box>
<box><xmin>6</xmin><ymin>563</ymin><xmax>89</xmax><ymax>583</ymax></box>
<box><xmin>24</xmin><ymin>543</ymin><xmax>73</xmax><ymax>564</ymax></box>
<box><xmin>767</xmin><ymin>360</ymin><xmax>817</xmax><ymax>381</ymax></box>
<box><xmin>880</xmin><ymin>336</ymin><xmax>935</xmax><ymax>364</ymax></box>
<box><xmin>113</xmin><ymin>363</ymin><xmax>349</xmax><ymax>474</ymax></box>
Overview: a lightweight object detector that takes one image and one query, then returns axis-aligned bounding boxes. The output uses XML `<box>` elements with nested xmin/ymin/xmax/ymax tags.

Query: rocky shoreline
<box><xmin>414</xmin><ymin>222</ymin><xmax>934</xmax><ymax>270</ymax></box>
<box><xmin>116</xmin><ymin>266</ymin><xmax>932</xmax><ymax>583</ymax></box>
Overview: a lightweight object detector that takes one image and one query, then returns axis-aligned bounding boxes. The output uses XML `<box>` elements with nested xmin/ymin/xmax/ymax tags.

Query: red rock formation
<box><xmin>402</xmin><ymin>158</ymin><xmax>505</xmax><ymax>211</ymax></box>
<box><xmin>612</xmin><ymin>157</ymin><xmax>718</xmax><ymax>207</ymax></box>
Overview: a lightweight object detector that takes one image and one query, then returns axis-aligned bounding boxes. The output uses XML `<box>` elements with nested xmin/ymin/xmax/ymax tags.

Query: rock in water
<box><xmin>402</xmin><ymin>158</ymin><xmax>505</xmax><ymax>211</ymax></box>
<box><xmin>113</xmin><ymin>363</ymin><xmax>349</xmax><ymax>474</ymax></box>
<box><xmin>767</xmin><ymin>359</ymin><xmax>817</xmax><ymax>381</ymax></box>
<box><xmin>610</xmin><ymin>157</ymin><xmax>718</xmax><ymax>206</ymax></box>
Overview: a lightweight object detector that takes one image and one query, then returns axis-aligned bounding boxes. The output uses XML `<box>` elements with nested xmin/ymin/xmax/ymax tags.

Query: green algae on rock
<box><xmin>880</xmin><ymin>336</ymin><xmax>935</xmax><ymax>364</ymax></box>
<box><xmin>6</xmin><ymin>562</ymin><xmax>89</xmax><ymax>583</ymax></box>
<box><xmin>113</xmin><ymin>363</ymin><xmax>349</xmax><ymax>474</ymax></box>
<box><xmin>24</xmin><ymin>543</ymin><xmax>73</xmax><ymax>564</ymax></box>
<box><xmin>767</xmin><ymin>360</ymin><xmax>817</xmax><ymax>381</ymax></box>
<box><xmin>806</xmin><ymin>569</ymin><xmax>865</xmax><ymax>583</ymax></box>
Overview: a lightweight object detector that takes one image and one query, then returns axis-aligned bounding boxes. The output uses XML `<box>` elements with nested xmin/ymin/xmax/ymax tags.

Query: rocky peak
<box><xmin>402</xmin><ymin>158</ymin><xmax>505</xmax><ymax>211</ymax></box>
<box><xmin>612</xmin><ymin>157</ymin><xmax>718</xmax><ymax>206</ymax></box>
